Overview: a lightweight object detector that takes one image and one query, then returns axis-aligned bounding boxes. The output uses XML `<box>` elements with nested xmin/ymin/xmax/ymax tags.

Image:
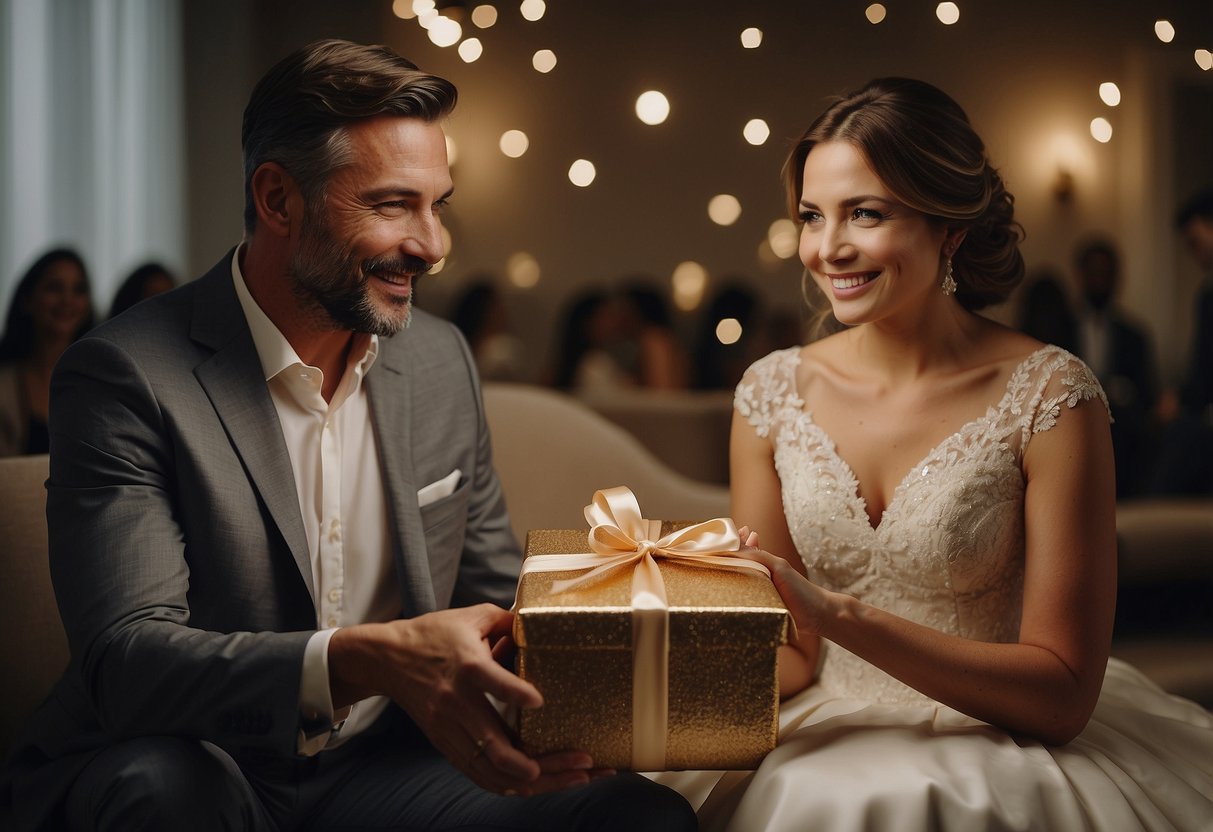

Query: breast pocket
<box><xmin>419</xmin><ymin>477</ymin><xmax>470</xmax><ymax>607</ymax></box>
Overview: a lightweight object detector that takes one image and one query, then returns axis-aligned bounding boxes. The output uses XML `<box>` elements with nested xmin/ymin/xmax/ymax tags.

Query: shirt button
<box><xmin>328</xmin><ymin>589</ymin><xmax>341</xmax><ymax>602</ymax></box>
<box><xmin>326</xmin><ymin>617</ymin><xmax>338</xmax><ymax>628</ymax></box>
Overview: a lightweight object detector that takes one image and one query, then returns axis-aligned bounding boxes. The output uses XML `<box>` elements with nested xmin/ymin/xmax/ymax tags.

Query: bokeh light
<box><xmin>1154</xmin><ymin>20</ymin><xmax>1175</xmax><ymax>43</ymax></box>
<box><xmin>865</xmin><ymin>4</ymin><xmax>887</xmax><ymax>24</ymax></box>
<box><xmin>458</xmin><ymin>38</ymin><xmax>483</xmax><ymax>62</ymax></box>
<box><xmin>1090</xmin><ymin>117</ymin><xmax>1113</xmax><ymax>143</ymax></box>
<box><xmin>471</xmin><ymin>5</ymin><xmax>498</xmax><ymax>27</ymax></box>
<box><xmin>1197</xmin><ymin>50</ymin><xmax>1213</xmax><ymax>71</ymax></box>
<box><xmin>936</xmin><ymin>2</ymin><xmax>960</xmax><ymax>25</ymax></box>
<box><xmin>532</xmin><ymin>49</ymin><xmax>557</xmax><ymax>73</ymax></box>
<box><xmin>507</xmin><ymin>252</ymin><xmax>541</xmax><ymax>288</ymax></box>
<box><xmin>740</xmin><ymin>27</ymin><xmax>763</xmax><ymax>48</ymax></box>
<box><xmin>499</xmin><ymin>129</ymin><xmax>529</xmax><ymax>158</ymax></box>
<box><xmin>708</xmin><ymin>194</ymin><xmax>742</xmax><ymax>226</ymax></box>
<box><xmin>392</xmin><ymin>0</ymin><xmax>416</xmax><ymax>19</ymax></box>
<box><xmin>672</xmin><ymin>261</ymin><xmax>708</xmax><ymax>311</ymax></box>
<box><xmin>427</xmin><ymin>16</ymin><xmax>462</xmax><ymax>47</ymax></box>
<box><xmin>1099</xmin><ymin>82</ymin><xmax>1121</xmax><ymax>107</ymax></box>
<box><xmin>568</xmin><ymin>159</ymin><xmax>597</xmax><ymax>187</ymax></box>
<box><xmin>715</xmin><ymin>318</ymin><xmax>743</xmax><ymax>345</ymax></box>
<box><xmin>768</xmin><ymin>219</ymin><xmax>799</xmax><ymax>259</ymax></box>
<box><xmin>635</xmin><ymin>90</ymin><xmax>671</xmax><ymax>125</ymax></box>
<box><xmin>520</xmin><ymin>0</ymin><xmax>545</xmax><ymax>22</ymax></box>
<box><xmin>743</xmin><ymin>118</ymin><xmax>770</xmax><ymax>145</ymax></box>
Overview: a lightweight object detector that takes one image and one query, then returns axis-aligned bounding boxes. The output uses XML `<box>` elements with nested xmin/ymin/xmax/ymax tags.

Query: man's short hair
<box><xmin>241</xmin><ymin>39</ymin><xmax>457</xmax><ymax>233</ymax></box>
<box><xmin>1176</xmin><ymin>188</ymin><xmax>1213</xmax><ymax>229</ymax></box>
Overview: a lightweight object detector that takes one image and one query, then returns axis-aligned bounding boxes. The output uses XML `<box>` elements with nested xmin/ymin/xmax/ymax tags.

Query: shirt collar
<box><xmin>229</xmin><ymin>245</ymin><xmax>379</xmax><ymax>382</ymax></box>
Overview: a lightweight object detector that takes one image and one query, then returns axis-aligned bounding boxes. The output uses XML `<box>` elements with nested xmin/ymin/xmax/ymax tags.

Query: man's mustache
<box><xmin>363</xmin><ymin>254</ymin><xmax>432</xmax><ymax>276</ymax></box>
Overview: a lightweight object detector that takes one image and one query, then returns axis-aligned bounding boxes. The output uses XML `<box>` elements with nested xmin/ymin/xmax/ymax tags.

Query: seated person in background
<box><xmin>108</xmin><ymin>261</ymin><xmax>177</xmax><ymax>319</ymax></box>
<box><xmin>0</xmin><ymin>39</ymin><xmax>695</xmax><ymax>832</ymax></box>
<box><xmin>1071</xmin><ymin>237</ymin><xmax>1159</xmax><ymax>499</ymax></box>
<box><xmin>620</xmin><ymin>279</ymin><xmax>690</xmax><ymax>390</ymax></box>
<box><xmin>0</xmin><ymin>248</ymin><xmax>95</xmax><ymax>457</ymax></box>
<box><xmin>448</xmin><ymin>277</ymin><xmax>527</xmax><ymax>382</ymax></box>
<box><xmin>548</xmin><ymin>288</ymin><xmax>636</xmax><ymax>392</ymax></box>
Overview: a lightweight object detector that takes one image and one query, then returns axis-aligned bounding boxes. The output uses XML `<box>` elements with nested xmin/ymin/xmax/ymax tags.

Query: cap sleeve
<box><xmin>1026</xmin><ymin>348</ymin><xmax>1111</xmax><ymax>437</ymax></box>
<box><xmin>733</xmin><ymin>348</ymin><xmax>802</xmax><ymax>440</ymax></box>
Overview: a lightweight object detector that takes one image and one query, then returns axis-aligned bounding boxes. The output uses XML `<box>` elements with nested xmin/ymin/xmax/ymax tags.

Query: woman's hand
<box><xmin>738</xmin><ymin>539</ymin><xmax>837</xmax><ymax>638</ymax></box>
<box><xmin>737</xmin><ymin>527</ymin><xmax>827</xmax><ymax>697</ymax></box>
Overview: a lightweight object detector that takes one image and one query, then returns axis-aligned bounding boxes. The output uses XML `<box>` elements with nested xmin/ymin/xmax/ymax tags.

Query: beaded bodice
<box><xmin>735</xmin><ymin>345</ymin><xmax>1108</xmax><ymax>705</ymax></box>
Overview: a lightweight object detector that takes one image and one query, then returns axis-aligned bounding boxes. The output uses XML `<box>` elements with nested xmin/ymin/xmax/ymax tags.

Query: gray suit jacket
<box><xmin>1</xmin><ymin>253</ymin><xmax>522</xmax><ymax>829</ymax></box>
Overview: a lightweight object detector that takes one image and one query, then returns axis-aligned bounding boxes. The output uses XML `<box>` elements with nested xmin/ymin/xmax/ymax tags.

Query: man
<box><xmin>0</xmin><ymin>40</ymin><xmax>696</xmax><ymax>831</ymax></box>
<box><xmin>1071</xmin><ymin>237</ymin><xmax>1159</xmax><ymax>498</ymax></box>
<box><xmin>1150</xmin><ymin>188</ymin><xmax>1213</xmax><ymax>494</ymax></box>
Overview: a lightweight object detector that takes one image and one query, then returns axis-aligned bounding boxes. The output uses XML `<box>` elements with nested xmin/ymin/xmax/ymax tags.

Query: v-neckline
<box><xmin>792</xmin><ymin>345</ymin><xmax>1051</xmax><ymax>533</ymax></box>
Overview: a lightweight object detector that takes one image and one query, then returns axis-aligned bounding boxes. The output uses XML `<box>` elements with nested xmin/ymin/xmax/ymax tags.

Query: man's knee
<box><xmin>65</xmin><ymin>737</ymin><xmax>265</xmax><ymax>832</ymax></box>
<box><xmin>568</xmin><ymin>774</ymin><xmax>698</xmax><ymax>832</ymax></box>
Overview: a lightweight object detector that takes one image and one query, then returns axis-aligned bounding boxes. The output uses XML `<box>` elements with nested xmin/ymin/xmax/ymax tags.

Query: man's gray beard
<box><xmin>288</xmin><ymin>219</ymin><xmax>414</xmax><ymax>337</ymax></box>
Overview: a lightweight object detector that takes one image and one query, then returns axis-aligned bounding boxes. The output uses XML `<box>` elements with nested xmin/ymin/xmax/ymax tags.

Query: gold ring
<box><xmin>470</xmin><ymin>736</ymin><xmax>490</xmax><ymax>764</ymax></box>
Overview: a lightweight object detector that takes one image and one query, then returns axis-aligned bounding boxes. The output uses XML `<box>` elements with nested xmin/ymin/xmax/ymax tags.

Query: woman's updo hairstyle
<box><xmin>784</xmin><ymin>77</ymin><xmax>1024</xmax><ymax>311</ymax></box>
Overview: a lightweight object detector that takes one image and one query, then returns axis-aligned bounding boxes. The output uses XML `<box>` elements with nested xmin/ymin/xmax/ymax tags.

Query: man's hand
<box><xmin>328</xmin><ymin>605</ymin><xmax>608</xmax><ymax>795</ymax></box>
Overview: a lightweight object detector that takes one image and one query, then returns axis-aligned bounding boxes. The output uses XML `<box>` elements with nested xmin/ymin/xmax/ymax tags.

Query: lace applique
<box><xmin>734</xmin><ymin>344</ymin><xmax>1109</xmax><ymax>706</ymax></box>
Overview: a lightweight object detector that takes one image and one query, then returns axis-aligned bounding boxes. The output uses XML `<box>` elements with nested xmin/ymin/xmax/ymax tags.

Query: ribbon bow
<box><xmin>519</xmin><ymin>486</ymin><xmax>769</xmax><ymax>770</ymax></box>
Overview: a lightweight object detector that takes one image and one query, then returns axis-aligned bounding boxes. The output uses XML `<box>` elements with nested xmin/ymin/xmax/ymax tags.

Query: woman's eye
<box><xmin>853</xmin><ymin>207</ymin><xmax>884</xmax><ymax>222</ymax></box>
<box><xmin>798</xmin><ymin>210</ymin><xmax>822</xmax><ymax>223</ymax></box>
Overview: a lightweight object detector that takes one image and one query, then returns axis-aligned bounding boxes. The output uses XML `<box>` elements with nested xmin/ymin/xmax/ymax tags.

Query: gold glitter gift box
<box><xmin>514</xmin><ymin>522</ymin><xmax>790</xmax><ymax>771</ymax></box>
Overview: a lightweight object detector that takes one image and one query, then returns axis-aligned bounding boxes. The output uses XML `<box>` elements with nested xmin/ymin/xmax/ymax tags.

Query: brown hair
<box><xmin>241</xmin><ymin>39</ymin><xmax>457</xmax><ymax>233</ymax></box>
<box><xmin>783</xmin><ymin>77</ymin><xmax>1023</xmax><ymax>326</ymax></box>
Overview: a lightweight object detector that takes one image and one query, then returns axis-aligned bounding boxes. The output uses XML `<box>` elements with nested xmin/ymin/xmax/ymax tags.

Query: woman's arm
<box><xmin>729</xmin><ymin>409</ymin><xmax>820</xmax><ymax>698</ymax></box>
<box><xmin>745</xmin><ymin>395</ymin><xmax>1117</xmax><ymax>744</ymax></box>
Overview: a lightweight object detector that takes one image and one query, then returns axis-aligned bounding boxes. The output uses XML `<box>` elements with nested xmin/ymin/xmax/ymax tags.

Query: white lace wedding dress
<box><xmin>651</xmin><ymin>345</ymin><xmax>1213</xmax><ymax>831</ymax></box>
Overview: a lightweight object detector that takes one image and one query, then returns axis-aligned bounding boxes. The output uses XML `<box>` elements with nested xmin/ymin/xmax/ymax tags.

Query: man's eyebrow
<box><xmin>364</xmin><ymin>186</ymin><xmax>456</xmax><ymax>202</ymax></box>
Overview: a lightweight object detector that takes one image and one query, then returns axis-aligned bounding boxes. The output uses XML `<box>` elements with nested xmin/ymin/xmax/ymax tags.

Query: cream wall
<box><xmin>181</xmin><ymin>0</ymin><xmax>1213</xmax><ymax>383</ymax></box>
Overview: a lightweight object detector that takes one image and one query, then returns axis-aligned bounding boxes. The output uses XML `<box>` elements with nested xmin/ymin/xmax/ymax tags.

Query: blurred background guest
<box><xmin>108</xmin><ymin>261</ymin><xmax>176</xmax><ymax>319</ymax></box>
<box><xmin>1071</xmin><ymin>237</ymin><xmax>1159</xmax><ymax>499</ymax></box>
<box><xmin>692</xmin><ymin>282</ymin><xmax>761</xmax><ymax>390</ymax></box>
<box><xmin>1017</xmin><ymin>268</ymin><xmax>1079</xmax><ymax>354</ymax></box>
<box><xmin>0</xmin><ymin>247</ymin><xmax>95</xmax><ymax>456</ymax></box>
<box><xmin>620</xmin><ymin>278</ymin><xmax>689</xmax><ymax>390</ymax></box>
<box><xmin>548</xmin><ymin>288</ymin><xmax>634</xmax><ymax>392</ymax></box>
<box><xmin>449</xmin><ymin>277</ymin><xmax>527</xmax><ymax>382</ymax></box>
<box><xmin>1150</xmin><ymin>188</ymin><xmax>1213</xmax><ymax>495</ymax></box>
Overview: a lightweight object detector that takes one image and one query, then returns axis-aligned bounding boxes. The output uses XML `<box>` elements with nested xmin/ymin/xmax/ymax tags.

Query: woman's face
<box><xmin>797</xmin><ymin>141</ymin><xmax>950</xmax><ymax>327</ymax></box>
<box><xmin>27</xmin><ymin>258</ymin><xmax>90</xmax><ymax>341</ymax></box>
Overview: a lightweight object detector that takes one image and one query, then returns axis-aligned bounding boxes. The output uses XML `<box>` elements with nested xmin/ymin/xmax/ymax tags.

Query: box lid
<box><xmin>516</xmin><ymin>528</ymin><xmax>789</xmax><ymax>649</ymax></box>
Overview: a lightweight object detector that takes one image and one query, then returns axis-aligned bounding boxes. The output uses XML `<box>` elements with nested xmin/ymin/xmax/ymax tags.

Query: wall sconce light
<box><xmin>1053</xmin><ymin>167</ymin><xmax>1075</xmax><ymax>204</ymax></box>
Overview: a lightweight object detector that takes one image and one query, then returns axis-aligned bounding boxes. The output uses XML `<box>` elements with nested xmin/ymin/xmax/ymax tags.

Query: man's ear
<box><xmin>250</xmin><ymin>162</ymin><xmax>298</xmax><ymax>238</ymax></box>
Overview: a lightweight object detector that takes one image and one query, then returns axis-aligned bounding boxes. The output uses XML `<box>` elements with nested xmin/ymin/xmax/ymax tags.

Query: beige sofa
<box><xmin>2</xmin><ymin>394</ymin><xmax>1209</xmax><ymax>756</ymax></box>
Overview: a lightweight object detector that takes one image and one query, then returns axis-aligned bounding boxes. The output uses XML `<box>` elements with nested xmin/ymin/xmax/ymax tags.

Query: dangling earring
<box><xmin>941</xmin><ymin>258</ymin><xmax>957</xmax><ymax>296</ymax></box>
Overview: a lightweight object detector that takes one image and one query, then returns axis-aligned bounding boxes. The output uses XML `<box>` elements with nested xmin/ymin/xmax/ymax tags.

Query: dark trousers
<box><xmin>63</xmin><ymin>709</ymin><xmax>698</xmax><ymax>832</ymax></box>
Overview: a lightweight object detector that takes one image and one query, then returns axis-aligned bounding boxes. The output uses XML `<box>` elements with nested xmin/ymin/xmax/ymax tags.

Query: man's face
<box><xmin>289</xmin><ymin>116</ymin><xmax>452</xmax><ymax>335</ymax></box>
<box><xmin>1181</xmin><ymin>217</ymin><xmax>1213</xmax><ymax>273</ymax></box>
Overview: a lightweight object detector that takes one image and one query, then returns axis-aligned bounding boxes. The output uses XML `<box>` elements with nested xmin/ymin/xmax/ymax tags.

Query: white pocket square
<box><xmin>417</xmin><ymin>469</ymin><xmax>461</xmax><ymax>507</ymax></box>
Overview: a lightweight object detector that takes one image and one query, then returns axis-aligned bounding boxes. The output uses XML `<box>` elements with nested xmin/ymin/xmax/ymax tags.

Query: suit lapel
<box><xmin>367</xmin><ymin>333</ymin><xmax>436</xmax><ymax>616</ymax></box>
<box><xmin>189</xmin><ymin>258</ymin><xmax>315</xmax><ymax>601</ymax></box>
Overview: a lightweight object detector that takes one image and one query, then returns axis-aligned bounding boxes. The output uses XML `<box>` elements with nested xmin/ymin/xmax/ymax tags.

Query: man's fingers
<box><xmin>464</xmin><ymin>653</ymin><xmax>543</xmax><ymax>709</ymax></box>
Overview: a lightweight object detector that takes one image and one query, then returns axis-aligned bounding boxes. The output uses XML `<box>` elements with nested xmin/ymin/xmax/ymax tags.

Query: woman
<box><xmin>108</xmin><ymin>261</ymin><xmax>176</xmax><ymax>319</ymax></box>
<box><xmin>654</xmin><ymin>78</ymin><xmax>1213</xmax><ymax>830</ymax></box>
<box><xmin>0</xmin><ymin>248</ymin><xmax>95</xmax><ymax>456</ymax></box>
